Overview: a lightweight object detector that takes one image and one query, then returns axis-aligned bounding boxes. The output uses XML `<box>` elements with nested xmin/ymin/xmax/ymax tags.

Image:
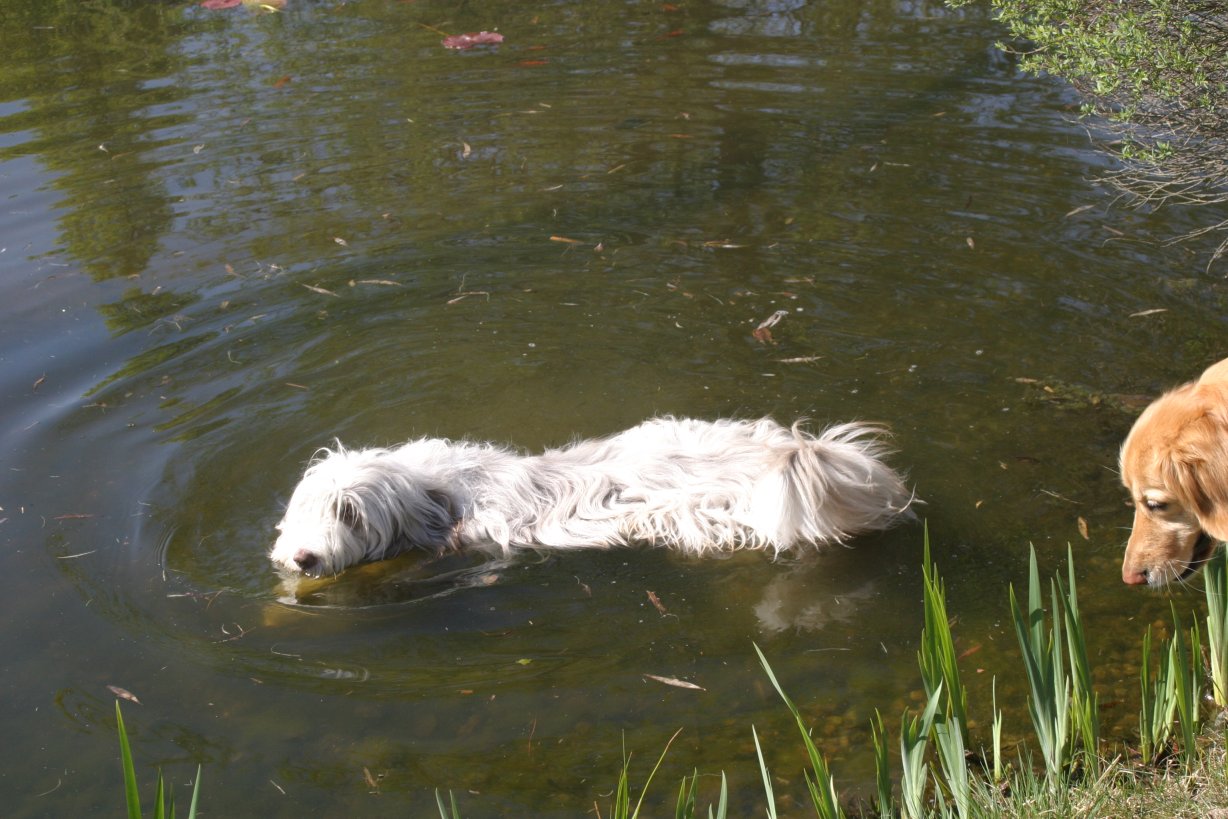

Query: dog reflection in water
<box><xmin>269</xmin><ymin>416</ymin><xmax>914</xmax><ymax>579</ymax></box>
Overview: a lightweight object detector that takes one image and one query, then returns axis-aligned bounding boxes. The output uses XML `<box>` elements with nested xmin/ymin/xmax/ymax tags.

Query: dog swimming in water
<box><xmin>270</xmin><ymin>416</ymin><xmax>914</xmax><ymax>578</ymax></box>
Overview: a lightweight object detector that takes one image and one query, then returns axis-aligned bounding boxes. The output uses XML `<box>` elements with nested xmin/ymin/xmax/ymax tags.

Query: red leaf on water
<box><xmin>200</xmin><ymin>0</ymin><xmax>243</xmax><ymax>8</ymax></box>
<box><xmin>442</xmin><ymin>31</ymin><xmax>505</xmax><ymax>50</ymax></box>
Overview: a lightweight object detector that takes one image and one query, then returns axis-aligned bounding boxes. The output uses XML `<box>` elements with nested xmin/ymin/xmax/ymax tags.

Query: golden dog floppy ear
<box><xmin>1162</xmin><ymin>410</ymin><xmax>1228</xmax><ymax>541</ymax></box>
<box><xmin>1119</xmin><ymin>356</ymin><xmax>1228</xmax><ymax>586</ymax></box>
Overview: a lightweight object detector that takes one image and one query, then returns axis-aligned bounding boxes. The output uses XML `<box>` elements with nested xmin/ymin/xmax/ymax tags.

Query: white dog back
<box><xmin>270</xmin><ymin>417</ymin><xmax>914</xmax><ymax>577</ymax></box>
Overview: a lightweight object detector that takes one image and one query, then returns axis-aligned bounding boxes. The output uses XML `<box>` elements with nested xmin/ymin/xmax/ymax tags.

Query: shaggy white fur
<box><xmin>269</xmin><ymin>417</ymin><xmax>914</xmax><ymax>577</ymax></box>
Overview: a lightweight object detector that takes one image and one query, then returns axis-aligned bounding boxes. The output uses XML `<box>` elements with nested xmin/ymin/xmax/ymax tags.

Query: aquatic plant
<box><xmin>754</xmin><ymin>643</ymin><xmax>845</xmax><ymax>819</ymax></box>
<box><xmin>116</xmin><ymin>701</ymin><xmax>201</xmax><ymax>819</ymax></box>
<box><xmin>1170</xmin><ymin>604</ymin><xmax>1203</xmax><ymax>766</ymax></box>
<box><xmin>1204</xmin><ymin>548</ymin><xmax>1228</xmax><ymax>706</ymax></box>
<box><xmin>1138</xmin><ymin>622</ymin><xmax>1177</xmax><ymax>764</ymax></box>
<box><xmin>1059</xmin><ymin>544</ymin><xmax>1100</xmax><ymax>776</ymax></box>
<box><xmin>116</xmin><ymin>535</ymin><xmax>1228</xmax><ymax>818</ymax></box>
<box><xmin>611</xmin><ymin>728</ymin><xmax>683</xmax><ymax>819</ymax></box>
<box><xmin>918</xmin><ymin>527</ymin><xmax>969</xmax><ymax>747</ymax></box>
<box><xmin>898</xmin><ymin>687</ymin><xmax>943</xmax><ymax>819</ymax></box>
<box><xmin>1009</xmin><ymin>545</ymin><xmax>1073</xmax><ymax>782</ymax></box>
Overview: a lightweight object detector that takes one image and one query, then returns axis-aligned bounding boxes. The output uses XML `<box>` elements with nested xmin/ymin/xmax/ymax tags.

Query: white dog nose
<box><xmin>293</xmin><ymin>549</ymin><xmax>319</xmax><ymax>572</ymax></box>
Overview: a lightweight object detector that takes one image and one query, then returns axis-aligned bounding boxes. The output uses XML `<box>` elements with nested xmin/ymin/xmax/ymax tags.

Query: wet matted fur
<box><xmin>270</xmin><ymin>416</ymin><xmax>915</xmax><ymax>578</ymax></box>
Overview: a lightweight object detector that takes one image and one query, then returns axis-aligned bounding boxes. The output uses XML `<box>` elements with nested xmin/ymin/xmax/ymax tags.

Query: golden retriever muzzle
<box><xmin>1120</xmin><ymin>357</ymin><xmax>1228</xmax><ymax>587</ymax></box>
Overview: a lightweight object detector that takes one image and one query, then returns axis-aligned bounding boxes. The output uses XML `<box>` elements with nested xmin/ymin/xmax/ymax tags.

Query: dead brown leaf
<box><xmin>643</xmin><ymin>674</ymin><xmax>704</xmax><ymax>691</ymax></box>
<box><xmin>752</xmin><ymin>309</ymin><xmax>789</xmax><ymax>343</ymax></box>
<box><xmin>107</xmin><ymin>685</ymin><xmax>141</xmax><ymax>704</ymax></box>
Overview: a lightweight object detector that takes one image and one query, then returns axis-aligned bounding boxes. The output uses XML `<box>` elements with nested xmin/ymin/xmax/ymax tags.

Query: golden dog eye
<box><xmin>1145</xmin><ymin>500</ymin><xmax>1167</xmax><ymax>511</ymax></box>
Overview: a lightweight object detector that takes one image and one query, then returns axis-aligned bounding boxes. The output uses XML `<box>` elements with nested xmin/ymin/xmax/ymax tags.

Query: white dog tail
<box><xmin>774</xmin><ymin>421</ymin><xmax>914</xmax><ymax>549</ymax></box>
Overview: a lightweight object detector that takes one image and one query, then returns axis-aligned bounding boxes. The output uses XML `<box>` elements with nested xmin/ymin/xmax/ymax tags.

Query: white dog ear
<box><xmin>385</xmin><ymin>487</ymin><xmax>458</xmax><ymax>556</ymax></box>
<box><xmin>336</xmin><ymin>494</ymin><xmax>363</xmax><ymax>531</ymax></box>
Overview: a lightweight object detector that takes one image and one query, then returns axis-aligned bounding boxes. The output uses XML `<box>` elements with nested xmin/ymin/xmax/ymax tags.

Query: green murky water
<box><xmin>2</xmin><ymin>0</ymin><xmax>1225</xmax><ymax>815</ymax></box>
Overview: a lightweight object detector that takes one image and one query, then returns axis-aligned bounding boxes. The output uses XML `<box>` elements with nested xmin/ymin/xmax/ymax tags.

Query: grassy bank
<box><xmin>113</xmin><ymin>534</ymin><xmax>1228</xmax><ymax>817</ymax></box>
<box><xmin>580</xmin><ymin>536</ymin><xmax>1228</xmax><ymax>818</ymax></box>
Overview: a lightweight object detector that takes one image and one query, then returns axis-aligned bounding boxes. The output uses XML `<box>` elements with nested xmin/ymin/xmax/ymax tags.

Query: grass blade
<box><xmin>753</xmin><ymin>726</ymin><xmax>778</xmax><ymax>819</ymax></box>
<box><xmin>1059</xmin><ymin>544</ymin><xmax>1099</xmax><ymax>776</ymax></box>
<box><xmin>934</xmin><ymin>714</ymin><xmax>970</xmax><ymax>818</ymax></box>
<box><xmin>899</xmin><ymin>685</ymin><xmax>943</xmax><ymax>819</ymax></box>
<box><xmin>871</xmin><ymin>710</ymin><xmax>893</xmax><ymax>817</ymax></box>
<box><xmin>1009</xmin><ymin>546</ymin><xmax>1071</xmax><ymax>783</ymax></box>
<box><xmin>187</xmin><ymin>765</ymin><xmax>201</xmax><ymax>819</ymax></box>
<box><xmin>919</xmin><ymin>526</ymin><xmax>969</xmax><ymax>745</ymax></box>
<box><xmin>753</xmin><ymin>643</ymin><xmax>844</xmax><ymax>819</ymax></box>
<box><xmin>434</xmin><ymin>788</ymin><xmax>460</xmax><ymax>818</ymax></box>
<box><xmin>1205</xmin><ymin>548</ymin><xmax>1228</xmax><ymax>705</ymax></box>
<box><xmin>710</xmin><ymin>771</ymin><xmax>727</xmax><ymax>819</ymax></box>
<box><xmin>116</xmin><ymin>701</ymin><xmax>142</xmax><ymax>819</ymax></box>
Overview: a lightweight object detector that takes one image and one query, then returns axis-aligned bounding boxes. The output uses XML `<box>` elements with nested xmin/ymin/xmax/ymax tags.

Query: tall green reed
<box><xmin>754</xmin><ymin>643</ymin><xmax>845</xmax><ymax>819</ymax></box>
<box><xmin>1138</xmin><ymin>623</ymin><xmax>1177</xmax><ymax>764</ymax></box>
<box><xmin>918</xmin><ymin>527</ymin><xmax>969</xmax><ymax>747</ymax></box>
<box><xmin>1009</xmin><ymin>545</ymin><xmax>1072</xmax><ymax>782</ymax></box>
<box><xmin>1136</xmin><ymin>604</ymin><xmax>1206</xmax><ymax>767</ymax></box>
<box><xmin>1170</xmin><ymin>605</ymin><xmax>1203</xmax><ymax>766</ymax></box>
<box><xmin>870</xmin><ymin>710</ymin><xmax>893</xmax><ymax>818</ymax></box>
<box><xmin>898</xmin><ymin>686</ymin><xmax>943</xmax><ymax>819</ymax></box>
<box><xmin>116</xmin><ymin>701</ymin><xmax>201</xmax><ymax>819</ymax></box>
<box><xmin>611</xmin><ymin>728</ymin><xmax>683</xmax><ymax>819</ymax></box>
<box><xmin>676</xmin><ymin>771</ymin><xmax>727</xmax><ymax>819</ymax></box>
<box><xmin>1059</xmin><ymin>544</ymin><xmax>1099</xmax><ymax>776</ymax></box>
<box><xmin>1204</xmin><ymin>548</ymin><xmax>1228</xmax><ymax>706</ymax></box>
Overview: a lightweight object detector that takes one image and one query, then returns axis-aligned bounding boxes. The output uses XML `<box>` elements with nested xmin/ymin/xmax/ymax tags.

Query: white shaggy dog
<box><xmin>269</xmin><ymin>417</ymin><xmax>914</xmax><ymax>578</ymax></box>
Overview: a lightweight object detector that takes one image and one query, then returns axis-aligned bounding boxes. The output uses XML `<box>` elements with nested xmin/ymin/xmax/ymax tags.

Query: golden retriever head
<box><xmin>1119</xmin><ymin>357</ymin><xmax>1228</xmax><ymax>587</ymax></box>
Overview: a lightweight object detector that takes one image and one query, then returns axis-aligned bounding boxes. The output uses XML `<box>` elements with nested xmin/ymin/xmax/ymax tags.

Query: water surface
<box><xmin>2</xmin><ymin>0</ymin><xmax>1224</xmax><ymax>815</ymax></box>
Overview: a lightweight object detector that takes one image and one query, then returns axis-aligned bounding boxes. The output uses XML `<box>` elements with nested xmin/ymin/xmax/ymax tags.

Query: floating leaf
<box><xmin>647</xmin><ymin>590</ymin><xmax>668</xmax><ymax>616</ymax></box>
<box><xmin>442</xmin><ymin>31</ymin><xmax>505</xmax><ymax>50</ymax></box>
<box><xmin>108</xmin><ymin>685</ymin><xmax>141</xmax><ymax>704</ymax></box>
<box><xmin>643</xmin><ymin>674</ymin><xmax>704</xmax><ymax>691</ymax></box>
<box><xmin>752</xmin><ymin>310</ymin><xmax>789</xmax><ymax>343</ymax></box>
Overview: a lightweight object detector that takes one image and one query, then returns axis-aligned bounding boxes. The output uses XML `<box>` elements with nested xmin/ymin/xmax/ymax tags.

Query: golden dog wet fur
<box><xmin>1120</xmin><ymin>357</ymin><xmax>1228</xmax><ymax>586</ymax></box>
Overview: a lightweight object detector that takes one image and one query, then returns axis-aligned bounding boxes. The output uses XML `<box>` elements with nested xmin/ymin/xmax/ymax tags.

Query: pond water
<box><xmin>3</xmin><ymin>0</ymin><xmax>1227</xmax><ymax>815</ymax></box>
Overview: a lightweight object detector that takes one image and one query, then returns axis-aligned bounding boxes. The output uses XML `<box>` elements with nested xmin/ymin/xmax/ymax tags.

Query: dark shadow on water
<box><xmin>273</xmin><ymin>549</ymin><xmax>519</xmax><ymax>609</ymax></box>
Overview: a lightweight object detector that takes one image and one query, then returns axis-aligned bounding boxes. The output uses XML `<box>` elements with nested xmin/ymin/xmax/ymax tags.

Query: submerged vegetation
<box><xmin>114</xmin><ymin>538</ymin><xmax>1228</xmax><ymax>817</ymax></box>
